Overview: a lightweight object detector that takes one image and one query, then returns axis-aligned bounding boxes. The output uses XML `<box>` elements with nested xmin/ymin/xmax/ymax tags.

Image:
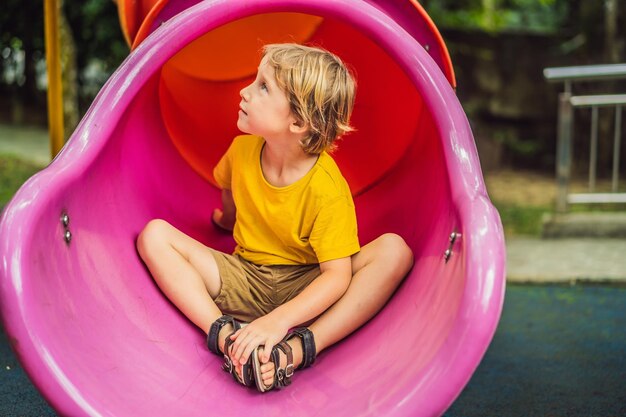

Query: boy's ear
<box><xmin>289</xmin><ymin>117</ymin><xmax>309</xmax><ymax>135</ymax></box>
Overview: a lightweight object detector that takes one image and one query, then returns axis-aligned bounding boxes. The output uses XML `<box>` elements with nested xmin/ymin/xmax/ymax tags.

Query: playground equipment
<box><xmin>0</xmin><ymin>1</ymin><xmax>505</xmax><ymax>416</ymax></box>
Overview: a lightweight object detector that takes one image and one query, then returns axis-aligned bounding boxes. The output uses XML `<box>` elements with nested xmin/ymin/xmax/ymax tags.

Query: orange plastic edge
<box><xmin>116</xmin><ymin>0</ymin><xmax>134</xmax><ymax>46</ymax></box>
<box><xmin>409</xmin><ymin>0</ymin><xmax>456</xmax><ymax>89</ymax></box>
<box><xmin>131</xmin><ymin>0</ymin><xmax>170</xmax><ymax>50</ymax></box>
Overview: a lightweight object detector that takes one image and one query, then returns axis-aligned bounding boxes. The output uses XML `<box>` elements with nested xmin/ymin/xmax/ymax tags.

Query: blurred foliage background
<box><xmin>1</xmin><ymin>1</ymin><xmax>126</xmax><ymax>128</ymax></box>
<box><xmin>0</xmin><ymin>0</ymin><xmax>624</xmax><ymax>174</ymax></box>
<box><xmin>424</xmin><ymin>0</ymin><xmax>568</xmax><ymax>33</ymax></box>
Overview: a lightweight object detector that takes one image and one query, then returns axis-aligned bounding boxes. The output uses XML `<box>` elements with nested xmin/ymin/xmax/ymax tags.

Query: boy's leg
<box><xmin>136</xmin><ymin>219</ymin><xmax>225</xmax><ymax>337</ymax></box>
<box><xmin>308</xmin><ymin>233</ymin><xmax>414</xmax><ymax>353</ymax></box>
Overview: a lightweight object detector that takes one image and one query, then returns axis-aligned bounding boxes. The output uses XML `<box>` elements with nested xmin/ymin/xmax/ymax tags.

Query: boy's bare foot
<box><xmin>257</xmin><ymin>337</ymin><xmax>303</xmax><ymax>389</ymax></box>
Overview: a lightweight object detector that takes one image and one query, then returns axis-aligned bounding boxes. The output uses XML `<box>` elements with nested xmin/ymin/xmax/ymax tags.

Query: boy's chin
<box><xmin>236</xmin><ymin>120</ymin><xmax>251</xmax><ymax>135</ymax></box>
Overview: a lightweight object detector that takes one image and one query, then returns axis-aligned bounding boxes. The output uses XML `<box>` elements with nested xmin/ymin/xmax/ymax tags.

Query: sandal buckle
<box><xmin>284</xmin><ymin>364</ymin><xmax>294</xmax><ymax>378</ymax></box>
<box><xmin>222</xmin><ymin>355</ymin><xmax>233</xmax><ymax>373</ymax></box>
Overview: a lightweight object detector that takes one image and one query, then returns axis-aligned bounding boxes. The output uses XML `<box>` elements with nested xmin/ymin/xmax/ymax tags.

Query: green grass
<box><xmin>0</xmin><ymin>153</ymin><xmax>44</xmax><ymax>209</ymax></box>
<box><xmin>493</xmin><ymin>201</ymin><xmax>626</xmax><ymax>237</ymax></box>
<box><xmin>492</xmin><ymin>202</ymin><xmax>550</xmax><ymax>237</ymax></box>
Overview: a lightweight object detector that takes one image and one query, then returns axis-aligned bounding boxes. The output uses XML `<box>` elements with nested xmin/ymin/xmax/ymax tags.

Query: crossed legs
<box><xmin>137</xmin><ymin>220</ymin><xmax>414</xmax><ymax>380</ymax></box>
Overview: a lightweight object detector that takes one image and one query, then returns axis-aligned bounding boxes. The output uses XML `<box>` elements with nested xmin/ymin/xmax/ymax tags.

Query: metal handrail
<box><xmin>570</xmin><ymin>94</ymin><xmax>626</xmax><ymax>107</ymax></box>
<box><xmin>544</xmin><ymin>64</ymin><xmax>626</xmax><ymax>212</ymax></box>
<box><xmin>544</xmin><ymin>64</ymin><xmax>626</xmax><ymax>93</ymax></box>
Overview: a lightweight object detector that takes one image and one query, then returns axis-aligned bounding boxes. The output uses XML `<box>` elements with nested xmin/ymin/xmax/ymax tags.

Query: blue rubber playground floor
<box><xmin>1</xmin><ymin>283</ymin><xmax>625</xmax><ymax>416</ymax></box>
<box><xmin>446</xmin><ymin>284</ymin><xmax>626</xmax><ymax>417</ymax></box>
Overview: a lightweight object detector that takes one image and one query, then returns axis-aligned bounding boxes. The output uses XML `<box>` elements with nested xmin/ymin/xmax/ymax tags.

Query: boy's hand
<box><xmin>211</xmin><ymin>208</ymin><xmax>234</xmax><ymax>232</ymax></box>
<box><xmin>229</xmin><ymin>313</ymin><xmax>289</xmax><ymax>365</ymax></box>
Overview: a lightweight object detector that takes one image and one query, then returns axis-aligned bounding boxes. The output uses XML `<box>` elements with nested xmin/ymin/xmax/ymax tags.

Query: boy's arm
<box><xmin>229</xmin><ymin>256</ymin><xmax>352</xmax><ymax>364</ymax></box>
<box><xmin>212</xmin><ymin>189</ymin><xmax>236</xmax><ymax>231</ymax></box>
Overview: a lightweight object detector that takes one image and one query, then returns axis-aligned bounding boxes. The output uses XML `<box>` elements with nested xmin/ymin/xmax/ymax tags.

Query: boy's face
<box><xmin>237</xmin><ymin>57</ymin><xmax>298</xmax><ymax>140</ymax></box>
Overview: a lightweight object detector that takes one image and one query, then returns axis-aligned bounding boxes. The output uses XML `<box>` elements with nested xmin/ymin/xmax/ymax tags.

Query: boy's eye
<box><xmin>260</xmin><ymin>82</ymin><xmax>268</xmax><ymax>92</ymax></box>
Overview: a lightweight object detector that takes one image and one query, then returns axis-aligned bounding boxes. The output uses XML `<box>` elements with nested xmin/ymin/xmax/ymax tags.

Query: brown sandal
<box><xmin>251</xmin><ymin>327</ymin><xmax>316</xmax><ymax>392</ymax></box>
<box><xmin>206</xmin><ymin>315</ymin><xmax>254</xmax><ymax>387</ymax></box>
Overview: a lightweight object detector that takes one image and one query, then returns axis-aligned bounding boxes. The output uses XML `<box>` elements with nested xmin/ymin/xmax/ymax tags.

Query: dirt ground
<box><xmin>484</xmin><ymin>169</ymin><xmax>624</xmax><ymax>208</ymax></box>
<box><xmin>484</xmin><ymin>169</ymin><xmax>556</xmax><ymax>207</ymax></box>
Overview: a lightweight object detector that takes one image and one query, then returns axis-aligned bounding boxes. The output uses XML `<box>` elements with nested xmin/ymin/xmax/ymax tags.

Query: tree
<box><xmin>0</xmin><ymin>2</ymin><xmax>45</xmax><ymax>122</ymax></box>
<box><xmin>419</xmin><ymin>0</ymin><xmax>625</xmax><ymax>171</ymax></box>
<box><xmin>0</xmin><ymin>0</ymin><xmax>127</xmax><ymax>124</ymax></box>
<box><xmin>420</xmin><ymin>0</ymin><xmax>568</xmax><ymax>33</ymax></box>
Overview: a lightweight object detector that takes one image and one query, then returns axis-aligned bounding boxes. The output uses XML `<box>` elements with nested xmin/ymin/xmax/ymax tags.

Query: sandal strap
<box><xmin>207</xmin><ymin>315</ymin><xmax>240</xmax><ymax>355</ymax></box>
<box><xmin>222</xmin><ymin>334</ymin><xmax>255</xmax><ymax>387</ymax></box>
<box><xmin>221</xmin><ymin>337</ymin><xmax>236</xmax><ymax>374</ymax></box>
<box><xmin>253</xmin><ymin>341</ymin><xmax>294</xmax><ymax>392</ymax></box>
<box><xmin>288</xmin><ymin>327</ymin><xmax>316</xmax><ymax>369</ymax></box>
<box><xmin>273</xmin><ymin>341</ymin><xmax>294</xmax><ymax>388</ymax></box>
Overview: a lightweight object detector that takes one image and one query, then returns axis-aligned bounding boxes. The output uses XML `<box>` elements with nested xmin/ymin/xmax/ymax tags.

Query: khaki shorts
<box><xmin>208</xmin><ymin>249</ymin><xmax>321</xmax><ymax>322</ymax></box>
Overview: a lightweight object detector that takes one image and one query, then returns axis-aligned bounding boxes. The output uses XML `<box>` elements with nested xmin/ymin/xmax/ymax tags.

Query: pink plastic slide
<box><xmin>0</xmin><ymin>1</ymin><xmax>506</xmax><ymax>416</ymax></box>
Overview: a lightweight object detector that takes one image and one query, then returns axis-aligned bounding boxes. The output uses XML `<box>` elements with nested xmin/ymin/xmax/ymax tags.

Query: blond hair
<box><xmin>262</xmin><ymin>43</ymin><xmax>356</xmax><ymax>154</ymax></box>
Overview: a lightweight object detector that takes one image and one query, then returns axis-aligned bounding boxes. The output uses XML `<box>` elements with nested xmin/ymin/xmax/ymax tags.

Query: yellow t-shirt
<box><xmin>214</xmin><ymin>135</ymin><xmax>360</xmax><ymax>265</ymax></box>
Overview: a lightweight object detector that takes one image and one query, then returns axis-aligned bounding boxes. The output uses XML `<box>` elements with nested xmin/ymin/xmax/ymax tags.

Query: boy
<box><xmin>137</xmin><ymin>43</ymin><xmax>413</xmax><ymax>392</ymax></box>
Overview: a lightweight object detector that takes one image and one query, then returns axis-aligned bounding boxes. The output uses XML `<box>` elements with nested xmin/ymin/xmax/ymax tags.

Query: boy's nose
<box><xmin>240</xmin><ymin>86</ymin><xmax>250</xmax><ymax>101</ymax></box>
